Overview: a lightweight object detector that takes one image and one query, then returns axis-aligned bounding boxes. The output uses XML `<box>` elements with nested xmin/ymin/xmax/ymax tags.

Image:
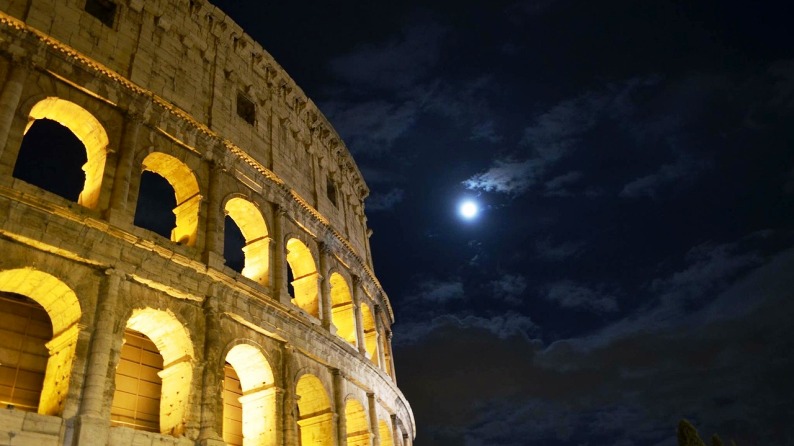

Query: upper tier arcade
<box><xmin>0</xmin><ymin>0</ymin><xmax>414</xmax><ymax>445</ymax></box>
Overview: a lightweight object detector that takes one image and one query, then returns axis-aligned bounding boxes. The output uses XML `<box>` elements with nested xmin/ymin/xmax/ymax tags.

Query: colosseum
<box><xmin>0</xmin><ymin>1</ymin><xmax>415</xmax><ymax>445</ymax></box>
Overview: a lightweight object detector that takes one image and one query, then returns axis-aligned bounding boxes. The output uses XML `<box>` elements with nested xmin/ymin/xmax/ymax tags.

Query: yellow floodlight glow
<box><xmin>27</xmin><ymin>97</ymin><xmax>108</xmax><ymax>209</ymax></box>
<box><xmin>225</xmin><ymin>197</ymin><xmax>270</xmax><ymax>285</ymax></box>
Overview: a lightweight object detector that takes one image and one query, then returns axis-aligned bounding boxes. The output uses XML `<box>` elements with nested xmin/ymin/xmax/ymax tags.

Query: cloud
<box><xmin>469</xmin><ymin>120</ymin><xmax>503</xmax><ymax>143</ymax></box>
<box><xmin>544</xmin><ymin>280</ymin><xmax>619</xmax><ymax>313</ymax></box>
<box><xmin>366</xmin><ymin>188</ymin><xmax>404</xmax><ymax>211</ymax></box>
<box><xmin>462</xmin><ymin>158</ymin><xmax>544</xmax><ymax>194</ymax></box>
<box><xmin>535</xmin><ymin>237</ymin><xmax>585</xmax><ymax>261</ymax></box>
<box><xmin>329</xmin><ymin>22</ymin><xmax>447</xmax><ymax>90</ymax></box>
<box><xmin>463</xmin><ymin>79</ymin><xmax>649</xmax><ymax>195</ymax></box>
<box><xmin>543</xmin><ymin>170</ymin><xmax>583</xmax><ymax>196</ymax></box>
<box><xmin>490</xmin><ymin>273</ymin><xmax>528</xmax><ymax>304</ymax></box>
<box><xmin>321</xmin><ymin>99</ymin><xmax>421</xmax><ymax>155</ymax></box>
<box><xmin>544</xmin><ymin>233</ymin><xmax>773</xmax><ymax>353</ymax></box>
<box><xmin>404</xmin><ymin>279</ymin><xmax>465</xmax><ymax>304</ymax></box>
<box><xmin>397</xmin><ymin>245</ymin><xmax>794</xmax><ymax>445</ymax></box>
<box><xmin>650</xmin><ymin>239</ymin><xmax>761</xmax><ymax>307</ymax></box>
<box><xmin>620</xmin><ymin>153</ymin><xmax>711</xmax><ymax>198</ymax></box>
<box><xmin>394</xmin><ymin>311</ymin><xmax>536</xmax><ymax>345</ymax></box>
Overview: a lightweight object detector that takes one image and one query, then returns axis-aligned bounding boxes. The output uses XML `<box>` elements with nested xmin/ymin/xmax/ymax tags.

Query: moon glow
<box><xmin>459</xmin><ymin>200</ymin><xmax>479</xmax><ymax>220</ymax></box>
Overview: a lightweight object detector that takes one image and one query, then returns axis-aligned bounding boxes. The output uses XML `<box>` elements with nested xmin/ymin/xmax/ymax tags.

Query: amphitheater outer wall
<box><xmin>0</xmin><ymin>1</ymin><xmax>414</xmax><ymax>445</ymax></box>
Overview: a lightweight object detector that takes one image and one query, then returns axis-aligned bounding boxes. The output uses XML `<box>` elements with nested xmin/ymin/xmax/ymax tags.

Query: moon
<box><xmin>459</xmin><ymin>200</ymin><xmax>479</xmax><ymax>220</ymax></box>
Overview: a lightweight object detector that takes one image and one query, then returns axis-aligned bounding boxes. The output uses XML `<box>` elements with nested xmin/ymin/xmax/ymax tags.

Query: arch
<box><xmin>22</xmin><ymin>97</ymin><xmax>109</xmax><ymax>208</ymax></box>
<box><xmin>285</xmin><ymin>238</ymin><xmax>319</xmax><ymax>317</ymax></box>
<box><xmin>360</xmin><ymin>303</ymin><xmax>379</xmax><ymax>366</ymax></box>
<box><xmin>224</xmin><ymin>197</ymin><xmax>270</xmax><ymax>284</ymax></box>
<box><xmin>111</xmin><ymin>308</ymin><xmax>194</xmax><ymax>436</ymax></box>
<box><xmin>223</xmin><ymin>343</ymin><xmax>276</xmax><ymax>446</ymax></box>
<box><xmin>295</xmin><ymin>374</ymin><xmax>333</xmax><ymax>446</ymax></box>
<box><xmin>329</xmin><ymin>273</ymin><xmax>357</xmax><ymax>347</ymax></box>
<box><xmin>379</xmin><ymin>419</ymin><xmax>394</xmax><ymax>446</ymax></box>
<box><xmin>138</xmin><ymin>152</ymin><xmax>201</xmax><ymax>246</ymax></box>
<box><xmin>345</xmin><ymin>398</ymin><xmax>371</xmax><ymax>446</ymax></box>
<box><xmin>0</xmin><ymin>268</ymin><xmax>81</xmax><ymax>416</ymax></box>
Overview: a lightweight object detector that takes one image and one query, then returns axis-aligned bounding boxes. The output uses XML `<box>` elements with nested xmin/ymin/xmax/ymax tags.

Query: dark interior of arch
<box><xmin>13</xmin><ymin>118</ymin><xmax>87</xmax><ymax>201</ymax></box>
<box><xmin>286</xmin><ymin>263</ymin><xmax>295</xmax><ymax>297</ymax></box>
<box><xmin>223</xmin><ymin>216</ymin><xmax>245</xmax><ymax>273</ymax></box>
<box><xmin>134</xmin><ymin>171</ymin><xmax>176</xmax><ymax>240</ymax></box>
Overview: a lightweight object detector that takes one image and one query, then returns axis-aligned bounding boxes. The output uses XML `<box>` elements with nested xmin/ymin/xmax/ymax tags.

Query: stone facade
<box><xmin>0</xmin><ymin>1</ymin><xmax>414</xmax><ymax>445</ymax></box>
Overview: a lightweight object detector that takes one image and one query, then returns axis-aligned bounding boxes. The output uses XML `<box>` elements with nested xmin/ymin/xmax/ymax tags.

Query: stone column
<box><xmin>318</xmin><ymin>241</ymin><xmax>333</xmax><ymax>331</ymax></box>
<box><xmin>332</xmin><ymin>369</ymin><xmax>347</xmax><ymax>446</ymax></box>
<box><xmin>310</xmin><ymin>151</ymin><xmax>321</xmax><ymax>207</ymax></box>
<box><xmin>282</xmin><ymin>345</ymin><xmax>299</xmax><ymax>446</ymax></box>
<box><xmin>373</xmin><ymin>305</ymin><xmax>387</xmax><ymax>370</ymax></box>
<box><xmin>367</xmin><ymin>393</ymin><xmax>380</xmax><ymax>446</ymax></box>
<box><xmin>390</xmin><ymin>414</ymin><xmax>400</xmax><ymax>446</ymax></box>
<box><xmin>198</xmin><ymin>294</ymin><xmax>225</xmax><ymax>445</ymax></box>
<box><xmin>80</xmin><ymin>269</ymin><xmax>123</xmax><ymax>416</ymax></box>
<box><xmin>271</xmin><ymin>386</ymin><xmax>285</xmax><ymax>446</ymax></box>
<box><xmin>352</xmin><ymin>276</ymin><xmax>367</xmax><ymax>356</ymax></box>
<box><xmin>106</xmin><ymin>113</ymin><xmax>142</xmax><ymax>224</ymax></box>
<box><xmin>385</xmin><ymin>330</ymin><xmax>397</xmax><ymax>383</ymax></box>
<box><xmin>74</xmin><ymin>269</ymin><xmax>123</xmax><ymax>445</ymax></box>
<box><xmin>203</xmin><ymin>152</ymin><xmax>226</xmax><ymax>270</ymax></box>
<box><xmin>0</xmin><ymin>60</ymin><xmax>29</xmax><ymax>167</ymax></box>
<box><xmin>273</xmin><ymin>205</ymin><xmax>290</xmax><ymax>305</ymax></box>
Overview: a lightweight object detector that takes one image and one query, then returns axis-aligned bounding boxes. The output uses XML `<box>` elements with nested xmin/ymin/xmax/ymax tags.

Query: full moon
<box><xmin>459</xmin><ymin>200</ymin><xmax>479</xmax><ymax>220</ymax></box>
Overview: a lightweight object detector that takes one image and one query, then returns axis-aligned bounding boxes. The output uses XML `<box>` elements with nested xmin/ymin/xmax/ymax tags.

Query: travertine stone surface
<box><xmin>0</xmin><ymin>1</ymin><xmax>414</xmax><ymax>445</ymax></box>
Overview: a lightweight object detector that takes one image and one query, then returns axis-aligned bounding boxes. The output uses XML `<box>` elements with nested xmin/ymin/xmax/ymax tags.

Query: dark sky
<box><xmin>205</xmin><ymin>0</ymin><xmax>794</xmax><ymax>444</ymax></box>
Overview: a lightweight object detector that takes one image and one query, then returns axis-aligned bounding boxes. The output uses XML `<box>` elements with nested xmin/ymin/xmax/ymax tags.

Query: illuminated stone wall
<box><xmin>0</xmin><ymin>1</ymin><xmax>414</xmax><ymax>445</ymax></box>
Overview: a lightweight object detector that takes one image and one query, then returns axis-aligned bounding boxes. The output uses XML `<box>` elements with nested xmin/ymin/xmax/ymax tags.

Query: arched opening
<box><xmin>135</xmin><ymin>152</ymin><xmax>201</xmax><ymax>246</ymax></box>
<box><xmin>13</xmin><ymin>119</ymin><xmax>86</xmax><ymax>201</ymax></box>
<box><xmin>0</xmin><ymin>293</ymin><xmax>52</xmax><ymax>412</ymax></box>
<box><xmin>295</xmin><ymin>374</ymin><xmax>332</xmax><ymax>446</ymax></box>
<box><xmin>222</xmin><ymin>364</ymin><xmax>243</xmax><ymax>445</ymax></box>
<box><xmin>345</xmin><ymin>399</ymin><xmax>371</xmax><ymax>446</ymax></box>
<box><xmin>111</xmin><ymin>329</ymin><xmax>162</xmax><ymax>432</ymax></box>
<box><xmin>360</xmin><ymin>303</ymin><xmax>379</xmax><ymax>366</ymax></box>
<box><xmin>379</xmin><ymin>419</ymin><xmax>394</xmax><ymax>446</ymax></box>
<box><xmin>111</xmin><ymin>308</ymin><xmax>194</xmax><ymax>436</ymax></box>
<box><xmin>223</xmin><ymin>344</ymin><xmax>276</xmax><ymax>446</ymax></box>
<box><xmin>13</xmin><ymin>98</ymin><xmax>108</xmax><ymax>208</ymax></box>
<box><xmin>134</xmin><ymin>171</ymin><xmax>177</xmax><ymax>239</ymax></box>
<box><xmin>285</xmin><ymin>239</ymin><xmax>319</xmax><ymax>317</ymax></box>
<box><xmin>223</xmin><ymin>216</ymin><xmax>245</xmax><ymax>273</ymax></box>
<box><xmin>224</xmin><ymin>198</ymin><xmax>270</xmax><ymax>284</ymax></box>
<box><xmin>0</xmin><ymin>268</ymin><xmax>82</xmax><ymax>416</ymax></box>
<box><xmin>329</xmin><ymin>273</ymin><xmax>357</xmax><ymax>347</ymax></box>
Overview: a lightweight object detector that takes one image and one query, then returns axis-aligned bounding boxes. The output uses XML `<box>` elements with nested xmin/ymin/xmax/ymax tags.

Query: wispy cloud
<box><xmin>620</xmin><ymin>153</ymin><xmax>711</xmax><ymax>199</ymax></box>
<box><xmin>404</xmin><ymin>278</ymin><xmax>465</xmax><ymax>304</ymax></box>
<box><xmin>394</xmin><ymin>311</ymin><xmax>536</xmax><ymax>345</ymax></box>
<box><xmin>543</xmin><ymin>170</ymin><xmax>583</xmax><ymax>196</ymax></box>
<box><xmin>470</xmin><ymin>120</ymin><xmax>503</xmax><ymax>143</ymax></box>
<box><xmin>462</xmin><ymin>158</ymin><xmax>543</xmax><ymax>194</ymax></box>
<box><xmin>534</xmin><ymin>237</ymin><xmax>585</xmax><ymax>261</ymax></box>
<box><xmin>321</xmin><ymin>99</ymin><xmax>421</xmax><ymax>155</ymax></box>
<box><xmin>544</xmin><ymin>280</ymin><xmax>619</xmax><ymax>313</ymax></box>
<box><xmin>366</xmin><ymin>188</ymin><xmax>405</xmax><ymax>211</ymax></box>
<box><xmin>329</xmin><ymin>22</ymin><xmax>447</xmax><ymax>90</ymax></box>
<box><xmin>490</xmin><ymin>273</ymin><xmax>528</xmax><ymax>304</ymax></box>
<box><xmin>463</xmin><ymin>79</ymin><xmax>647</xmax><ymax>195</ymax></box>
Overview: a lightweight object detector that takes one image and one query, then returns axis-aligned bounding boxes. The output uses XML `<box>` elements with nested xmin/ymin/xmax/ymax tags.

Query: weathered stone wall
<box><xmin>0</xmin><ymin>0</ymin><xmax>371</xmax><ymax>261</ymax></box>
<box><xmin>0</xmin><ymin>1</ymin><xmax>413</xmax><ymax>445</ymax></box>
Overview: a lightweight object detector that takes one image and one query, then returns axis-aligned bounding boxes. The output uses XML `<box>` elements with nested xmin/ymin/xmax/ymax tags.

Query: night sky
<box><xmin>206</xmin><ymin>1</ymin><xmax>794</xmax><ymax>444</ymax></box>
<box><xmin>23</xmin><ymin>0</ymin><xmax>794</xmax><ymax>444</ymax></box>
